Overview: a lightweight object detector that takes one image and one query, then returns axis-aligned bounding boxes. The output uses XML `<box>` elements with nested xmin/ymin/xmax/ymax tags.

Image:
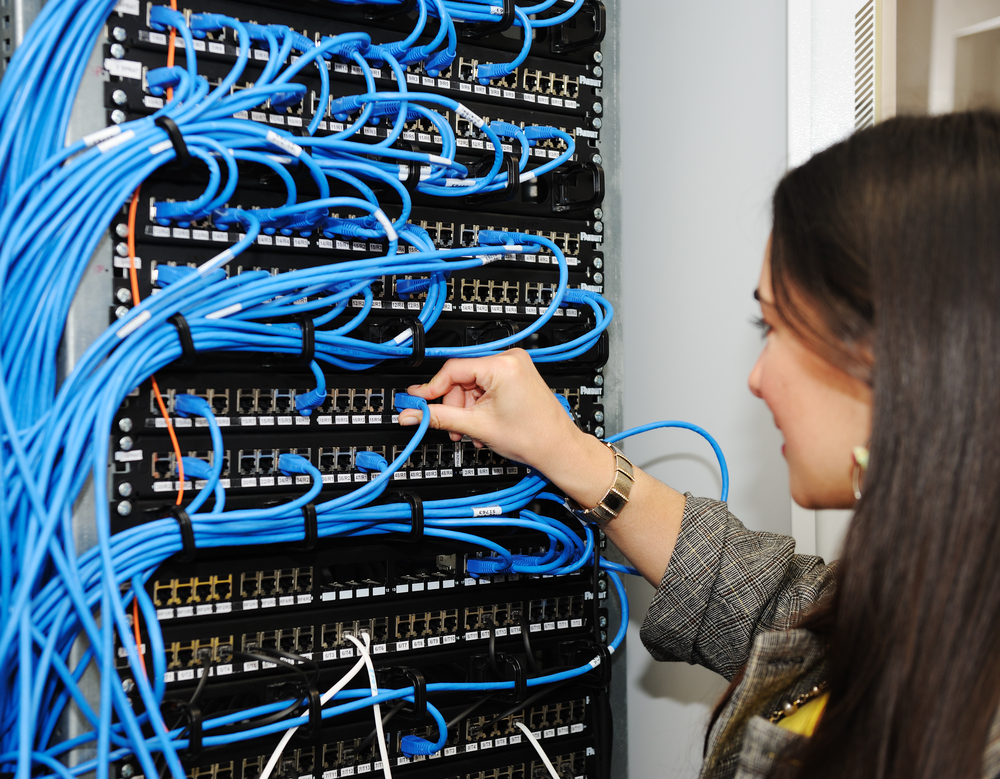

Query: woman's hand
<box><xmin>399</xmin><ymin>348</ymin><xmax>687</xmax><ymax>586</ymax></box>
<box><xmin>397</xmin><ymin>348</ymin><xmax>585</xmax><ymax>473</ymax></box>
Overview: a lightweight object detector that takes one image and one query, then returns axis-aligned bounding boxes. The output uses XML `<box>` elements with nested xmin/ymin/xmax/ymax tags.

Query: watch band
<box><xmin>569</xmin><ymin>442</ymin><xmax>635</xmax><ymax>525</ymax></box>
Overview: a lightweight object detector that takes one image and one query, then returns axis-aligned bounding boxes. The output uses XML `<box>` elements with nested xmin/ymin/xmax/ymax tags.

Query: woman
<box><xmin>398</xmin><ymin>111</ymin><xmax>1000</xmax><ymax>778</ymax></box>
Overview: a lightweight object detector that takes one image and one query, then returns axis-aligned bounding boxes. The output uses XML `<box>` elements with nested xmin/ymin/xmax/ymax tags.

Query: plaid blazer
<box><xmin>639</xmin><ymin>495</ymin><xmax>1000</xmax><ymax>779</ymax></box>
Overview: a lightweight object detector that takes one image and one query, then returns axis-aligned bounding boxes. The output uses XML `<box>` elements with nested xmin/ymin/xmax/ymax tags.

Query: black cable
<box><xmin>188</xmin><ymin>657</ymin><xmax>218</xmax><ymax>707</ymax></box>
<box><xmin>472</xmin><ymin>679</ymin><xmax>572</xmax><ymax>736</ymax></box>
<box><xmin>445</xmin><ymin>695</ymin><xmax>494</xmax><ymax>732</ymax></box>
<box><xmin>519</xmin><ymin>616</ymin><xmax>541</xmax><ymax>674</ymax></box>
<box><xmin>358</xmin><ymin>700</ymin><xmax>410</xmax><ymax>751</ymax></box>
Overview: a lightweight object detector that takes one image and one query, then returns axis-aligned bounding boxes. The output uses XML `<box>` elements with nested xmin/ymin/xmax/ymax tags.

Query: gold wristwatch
<box><xmin>568</xmin><ymin>441</ymin><xmax>634</xmax><ymax>525</ymax></box>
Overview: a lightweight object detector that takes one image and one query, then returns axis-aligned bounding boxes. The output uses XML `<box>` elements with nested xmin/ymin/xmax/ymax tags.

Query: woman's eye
<box><xmin>752</xmin><ymin>316</ymin><xmax>773</xmax><ymax>338</ymax></box>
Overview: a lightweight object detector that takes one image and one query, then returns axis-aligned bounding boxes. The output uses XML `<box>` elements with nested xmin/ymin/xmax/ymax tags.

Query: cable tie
<box><xmin>154</xmin><ymin>116</ymin><xmax>191</xmax><ymax>168</ymax></box>
<box><xmin>295</xmin><ymin>503</ymin><xmax>317</xmax><ymax>551</ymax></box>
<box><xmin>148</xmin><ymin>505</ymin><xmax>196</xmax><ymax>563</ymax></box>
<box><xmin>161</xmin><ymin>700</ymin><xmax>203</xmax><ymax>758</ymax></box>
<box><xmin>494</xmin><ymin>652</ymin><xmax>527</xmax><ymax>703</ymax></box>
<box><xmin>377</xmin><ymin>667</ymin><xmax>427</xmax><ymax>720</ymax></box>
<box><xmin>402</xmin><ymin>317</ymin><xmax>425</xmax><ymax>367</ymax></box>
<box><xmin>297</xmin><ymin>314</ymin><xmax>315</xmax><ymax>366</ymax></box>
<box><xmin>293</xmin><ymin>682</ymin><xmax>323</xmax><ymax>741</ymax></box>
<box><xmin>391</xmin><ymin>491</ymin><xmax>423</xmax><ymax>542</ymax></box>
<box><xmin>168</xmin><ymin>313</ymin><xmax>196</xmax><ymax>367</ymax></box>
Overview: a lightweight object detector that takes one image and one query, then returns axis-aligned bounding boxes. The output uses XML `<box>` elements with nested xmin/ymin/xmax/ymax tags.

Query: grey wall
<box><xmin>618</xmin><ymin>2</ymin><xmax>790</xmax><ymax>776</ymax></box>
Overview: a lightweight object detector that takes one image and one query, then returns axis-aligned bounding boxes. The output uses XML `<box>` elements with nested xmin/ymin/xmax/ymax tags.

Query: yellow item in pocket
<box><xmin>776</xmin><ymin>693</ymin><xmax>829</xmax><ymax>737</ymax></box>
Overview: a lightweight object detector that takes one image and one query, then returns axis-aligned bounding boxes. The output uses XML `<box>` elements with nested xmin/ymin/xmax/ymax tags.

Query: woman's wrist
<box><xmin>534</xmin><ymin>427</ymin><xmax>619</xmax><ymax>510</ymax></box>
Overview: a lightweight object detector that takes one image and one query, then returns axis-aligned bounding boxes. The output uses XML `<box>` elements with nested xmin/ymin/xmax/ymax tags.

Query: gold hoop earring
<box><xmin>852</xmin><ymin>446</ymin><xmax>869</xmax><ymax>501</ymax></box>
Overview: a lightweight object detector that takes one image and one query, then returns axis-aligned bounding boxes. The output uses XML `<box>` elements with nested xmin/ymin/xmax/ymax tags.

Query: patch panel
<box><xmin>529</xmin><ymin>595</ymin><xmax>588</xmax><ymax>623</ymax></box>
<box><xmin>153</xmin><ymin>574</ymin><xmax>233</xmax><ymax>607</ymax></box>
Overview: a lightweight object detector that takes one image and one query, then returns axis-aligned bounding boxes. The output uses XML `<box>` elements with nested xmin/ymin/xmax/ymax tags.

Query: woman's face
<box><xmin>748</xmin><ymin>244</ymin><xmax>873</xmax><ymax>509</ymax></box>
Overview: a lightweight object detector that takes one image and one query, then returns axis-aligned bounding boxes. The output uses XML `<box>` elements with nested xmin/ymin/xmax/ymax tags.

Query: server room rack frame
<box><xmin>9</xmin><ymin>1</ymin><xmax>630</xmax><ymax>777</ymax></box>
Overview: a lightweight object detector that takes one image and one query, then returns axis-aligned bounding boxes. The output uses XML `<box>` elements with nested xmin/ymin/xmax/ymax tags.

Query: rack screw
<box><xmin>116</xmin><ymin>287</ymin><xmax>132</xmax><ymax>304</ymax></box>
<box><xmin>112</xmin><ymin>89</ymin><xmax>128</xmax><ymax>106</ymax></box>
<box><xmin>599</xmin><ymin>616</ymin><xmax>608</xmax><ymax>628</ymax></box>
<box><xmin>119</xmin><ymin>436</ymin><xmax>134</xmax><ymax>451</ymax></box>
<box><xmin>600</xmin><ymin>630</ymin><xmax>608</xmax><ymax>643</ymax></box>
<box><xmin>593</xmin><ymin>51</ymin><xmax>603</xmax><ymax>63</ymax></box>
<box><xmin>122</xmin><ymin>678</ymin><xmax>135</xmax><ymax>693</ymax></box>
<box><xmin>594</xmin><ymin>375</ymin><xmax>604</xmax><ymax>387</ymax></box>
<box><xmin>593</xmin><ymin>257</ymin><xmax>603</xmax><ymax>269</ymax></box>
<box><xmin>593</xmin><ymin>65</ymin><xmax>603</xmax><ymax>78</ymax></box>
<box><xmin>119</xmin><ymin>418</ymin><xmax>133</xmax><ymax>433</ymax></box>
<box><xmin>118</xmin><ymin>482</ymin><xmax>133</xmax><ymax>498</ymax></box>
<box><xmin>117</xmin><ymin>501</ymin><xmax>133</xmax><ymax>517</ymax></box>
<box><xmin>594</xmin><ymin>411</ymin><xmax>604</xmax><ymax>423</ymax></box>
<box><xmin>121</xmin><ymin>764</ymin><xmax>135</xmax><ymax>778</ymax></box>
<box><xmin>593</xmin><ymin>208</ymin><xmax>603</xmax><ymax>219</ymax></box>
<box><xmin>114</xmin><ymin>305</ymin><xmax>129</xmax><ymax>319</ymax></box>
<box><xmin>592</xmin><ymin>117</ymin><xmax>602</xmax><ymax>129</ymax></box>
<box><xmin>111</xmin><ymin>109</ymin><xmax>127</xmax><ymax>125</ymax></box>
<box><xmin>598</xmin><ymin>578</ymin><xmax>607</xmax><ymax>591</ymax></box>
<box><xmin>115</xmin><ymin>223</ymin><xmax>129</xmax><ymax>238</ymax></box>
<box><xmin>595</xmin><ymin>426</ymin><xmax>605</xmax><ymax>438</ymax></box>
<box><xmin>592</xmin><ymin>102</ymin><xmax>602</xmax><ymax>115</ymax></box>
<box><xmin>112</xmin><ymin>27</ymin><xmax>127</xmax><ymax>42</ymax></box>
<box><xmin>110</xmin><ymin>43</ymin><xmax>125</xmax><ymax>59</ymax></box>
<box><xmin>591</xmin><ymin>154</ymin><xmax>602</xmax><ymax>165</ymax></box>
<box><xmin>593</xmin><ymin>221</ymin><xmax>604</xmax><ymax>233</ymax></box>
<box><xmin>593</xmin><ymin>272</ymin><xmax>603</xmax><ymax>284</ymax></box>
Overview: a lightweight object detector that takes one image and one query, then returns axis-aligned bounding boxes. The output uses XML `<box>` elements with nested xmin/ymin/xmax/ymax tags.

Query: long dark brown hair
<box><xmin>712</xmin><ymin>111</ymin><xmax>1000</xmax><ymax>778</ymax></box>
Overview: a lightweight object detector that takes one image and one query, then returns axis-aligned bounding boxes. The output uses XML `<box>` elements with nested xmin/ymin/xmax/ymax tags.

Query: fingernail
<box><xmin>399</xmin><ymin>416</ymin><xmax>418</xmax><ymax>427</ymax></box>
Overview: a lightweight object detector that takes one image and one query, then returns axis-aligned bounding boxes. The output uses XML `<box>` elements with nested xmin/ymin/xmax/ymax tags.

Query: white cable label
<box><xmin>473</xmin><ymin>506</ymin><xmax>502</xmax><ymax>517</ymax></box>
<box><xmin>372</xmin><ymin>209</ymin><xmax>397</xmax><ymax>242</ymax></box>
<box><xmin>265</xmin><ymin>130</ymin><xmax>303</xmax><ymax>158</ymax></box>
<box><xmin>149</xmin><ymin>139</ymin><xmax>173</xmax><ymax>155</ymax></box>
<box><xmin>82</xmin><ymin>126</ymin><xmax>121</xmax><ymax>148</ymax></box>
<box><xmin>113</xmin><ymin>0</ymin><xmax>140</xmax><ymax>14</ymax></box>
<box><xmin>519</xmin><ymin>172</ymin><xmax>537</xmax><ymax>183</ymax></box>
<box><xmin>115</xmin><ymin>310</ymin><xmax>150</xmax><ymax>339</ymax></box>
<box><xmin>427</xmin><ymin>154</ymin><xmax>452</xmax><ymax>166</ymax></box>
<box><xmin>206</xmin><ymin>303</ymin><xmax>242</xmax><ymax>320</ymax></box>
<box><xmin>104</xmin><ymin>58</ymin><xmax>143</xmax><ymax>80</ymax></box>
<box><xmin>393</xmin><ymin>328</ymin><xmax>413</xmax><ymax>344</ymax></box>
<box><xmin>481</xmin><ymin>254</ymin><xmax>502</xmax><ymax>264</ymax></box>
<box><xmin>503</xmin><ymin>245</ymin><xmax>524</xmax><ymax>252</ymax></box>
<box><xmin>455</xmin><ymin>104</ymin><xmax>485</xmax><ymax>129</ymax></box>
<box><xmin>445</xmin><ymin>179</ymin><xmax>476</xmax><ymax>187</ymax></box>
<box><xmin>98</xmin><ymin>130</ymin><xmax>135</xmax><ymax>153</ymax></box>
<box><xmin>198</xmin><ymin>248</ymin><xmax>234</xmax><ymax>274</ymax></box>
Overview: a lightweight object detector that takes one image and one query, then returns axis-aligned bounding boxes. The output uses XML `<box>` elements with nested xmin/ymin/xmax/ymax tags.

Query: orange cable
<box><xmin>127</xmin><ymin>188</ymin><xmax>186</xmax><ymax>506</ymax></box>
<box><xmin>165</xmin><ymin>0</ymin><xmax>177</xmax><ymax>102</ymax></box>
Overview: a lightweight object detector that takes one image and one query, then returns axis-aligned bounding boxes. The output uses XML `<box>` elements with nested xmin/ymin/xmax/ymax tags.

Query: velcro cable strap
<box><xmin>155</xmin><ymin>116</ymin><xmax>191</xmax><ymax>168</ymax></box>
<box><xmin>297</xmin><ymin>314</ymin><xmax>315</xmax><ymax>366</ymax></box>
<box><xmin>296</xmin><ymin>503</ymin><xmax>317</xmax><ymax>551</ymax></box>
<box><xmin>391</xmin><ymin>492</ymin><xmax>423</xmax><ymax>542</ymax></box>
<box><xmin>403</xmin><ymin>317</ymin><xmax>425</xmax><ymax>367</ymax></box>
<box><xmin>153</xmin><ymin>506</ymin><xmax>195</xmax><ymax>563</ymax></box>
<box><xmin>168</xmin><ymin>313</ymin><xmax>196</xmax><ymax>367</ymax></box>
<box><xmin>162</xmin><ymin>700</ymin><xmax>202</xmax><ymax>758</ymax></box>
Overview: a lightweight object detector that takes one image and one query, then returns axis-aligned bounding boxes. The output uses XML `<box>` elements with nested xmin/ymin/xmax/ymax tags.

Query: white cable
<box><xmin>347</xmin><ymin>633</ymin><xmax>393</xmax><ymax>779</ymax></box>
<box><xmin>515</xmin><ymin>721</ymin><xmax>560</xmax><ymax>779</ymax></box>
<box><xmin>258</xmin><ymin>650</ymin><xmax>370</xmax><ymax>779</ymax></box>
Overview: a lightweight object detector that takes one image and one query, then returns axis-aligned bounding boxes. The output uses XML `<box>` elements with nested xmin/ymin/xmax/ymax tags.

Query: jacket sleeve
<box><xmin>638</xmin><ymin>494</ymin><xmax>836</xmax><ymax>680</ymax></box>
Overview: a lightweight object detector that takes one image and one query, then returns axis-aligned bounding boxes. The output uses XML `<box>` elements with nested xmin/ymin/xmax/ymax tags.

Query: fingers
<box><xmin>407</xmin><ymin>357</ymin><xmax>490</xmax><ymax>401</ymax></box>
<box><xmin>397</xmin><ymin>401</ymin><xmax>481</xmax><ymax>441</ymax></box>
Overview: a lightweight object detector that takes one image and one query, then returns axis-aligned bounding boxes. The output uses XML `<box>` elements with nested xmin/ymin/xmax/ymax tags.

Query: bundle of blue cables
<box><xmin>0</xmin><ymin>2</ymin><xmax>729</xmax><ymax>779</ymax></box>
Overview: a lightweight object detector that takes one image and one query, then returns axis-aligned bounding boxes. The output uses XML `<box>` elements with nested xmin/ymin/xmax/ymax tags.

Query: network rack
<box><xmin>0</xmin><ymin>1</ymin><xmax>626</xmax><ymax>779</ymax></box>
